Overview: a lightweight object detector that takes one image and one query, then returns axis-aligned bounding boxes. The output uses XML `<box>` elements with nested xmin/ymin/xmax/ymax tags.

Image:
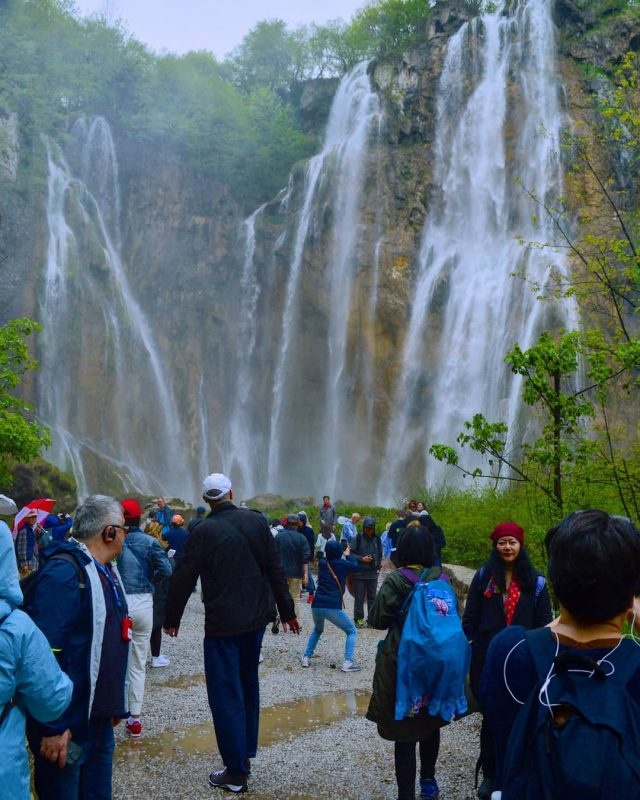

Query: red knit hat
<box><xmin>490</xmin><ymin>521</ymin><xmax>525</xmax><ymax>546</ymax></box>
<box><xmin>121</xmin><ymin>498</ymin><xmax>142</xmax><ymax>521</ymax></box>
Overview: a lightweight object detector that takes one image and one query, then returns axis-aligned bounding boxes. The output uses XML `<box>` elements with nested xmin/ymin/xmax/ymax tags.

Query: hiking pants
<box><xmin>203</xmin><ymin>628</ymin><xmax>265</xmax><ymax>776</ymax></box>
<box><xmin>126</xmin><ymin>592</ymin><xmax>153</xmax><ymax>715</ymax></box>
<box><xmin>354</xmin><ymin>576</ymin><xmax>378</xmax><ymax>621</ymax></box>
<box><xmin>394</xmin><ymin>732</ymin><xmax>440</xmax><ymax>800</ymax></box>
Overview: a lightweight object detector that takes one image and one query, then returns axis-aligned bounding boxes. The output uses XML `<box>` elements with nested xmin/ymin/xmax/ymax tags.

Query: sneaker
<box><xmin>301</xmin><ymin>655</ymin><xmax>310</xmax><ymax>667</ymax></box>
<box><xmin>306</xmin><ymin>593</ymin><xmax>314</xmax><ymax>604</ymax></box>
<box><xmin>125</xmin><ymin>718</ymin><xmax>142</xmax><ymax>739</ymax></box>
<box><xmin>354</xmin><ymin>619</ymin><xmax>366</xmax><ymax>628</ymax></box>
<box><xmin>151</xmin><ymin>654</ymin><xmax>170</xmax><ymax>668</ymax></box>
<box><xmin>208</xmin><ymin>768</ymin><xmax>247</xmax><ymax>793</ymax></box>
<box><xmin>420</xmin><ymin>778</ymin><xmax>440</xmax><ymax>800</ymax></box>
<box><xmin>341</xmin><ymin>660</ymin><xmax>362</xmax><ymax>672</ymax></box>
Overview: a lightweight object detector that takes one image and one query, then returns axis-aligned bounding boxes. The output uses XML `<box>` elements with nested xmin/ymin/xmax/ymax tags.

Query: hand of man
<box><xmin>363</xmin><ymin>555</ymin><xmax>373</xmax><ymax>564</ymax></box>
<box><xmin>282</xmin><ymin>618</ymin><xmax>301</xmax><ymax>634</ymax></box>
<box><xmin>18</xmin><ymin>565</ymin><xmax>30</xmax><ymax>576</ymax></box>
<box><xmin>40</xmin><ymin>729</ymin><xmax>72</xmax><ymax>767</ymax></box>
<box><xmin>163</xmin><ymin>626</ymin><xmax>179</xmax><ymax>637</ymax></box>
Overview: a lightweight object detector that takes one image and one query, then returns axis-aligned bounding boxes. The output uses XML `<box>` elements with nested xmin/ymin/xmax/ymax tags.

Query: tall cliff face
<box><xmin>2</xmin><ymin>0</ymin><xmax>637</xmax><ymax>504</ymax></box>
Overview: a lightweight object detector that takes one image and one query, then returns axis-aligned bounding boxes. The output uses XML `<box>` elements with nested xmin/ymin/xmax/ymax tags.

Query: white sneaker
<box><xmin>341</xmin><ymin>660</ymin><xmax>361</xmax><ymax>672</ymax></box>
<box><xmin>301</xmin><ymin>655</ymin><xmax>310</xmax><ymax>667</ymax></box>
<box><xmin>151</xmin><ymin>654</ymin><xmax>170</xmax><ymax>667</ymax></box>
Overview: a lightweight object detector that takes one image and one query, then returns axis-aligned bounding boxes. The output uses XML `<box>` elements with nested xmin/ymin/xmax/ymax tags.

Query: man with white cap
<box><xmin>164</xmin><ymin>472</ymin><xmax>300</xmax><ymax>794</ymax></box>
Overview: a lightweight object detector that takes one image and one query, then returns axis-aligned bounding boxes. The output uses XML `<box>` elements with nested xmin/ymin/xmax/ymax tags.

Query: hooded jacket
<box><xmin>312</xmin><ymin>540</ymin><xmax>360</xmax><ymax>610</ymax></box>
<box><xmin>0</xmin><ymin>521</ymin><xmax>73</xmax><ymax>799</ymax></box>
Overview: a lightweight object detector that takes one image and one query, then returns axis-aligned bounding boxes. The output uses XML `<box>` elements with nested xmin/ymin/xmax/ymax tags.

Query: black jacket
<box><xmin>462</xmin><ymin>564</ymin><xmax>553</xmax><ymax>695</ymax></box>
<box><xmin>164</xmin><ymin>502</ymin><xmax>295</xmax><ymax>636</ymax></box>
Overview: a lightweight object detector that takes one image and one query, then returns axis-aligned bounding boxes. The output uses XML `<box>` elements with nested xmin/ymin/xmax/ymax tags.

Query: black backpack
<box><xmin>500</xmin><ymin>627</ymin><xmax>640</xmax><ymax>800</ymax></box>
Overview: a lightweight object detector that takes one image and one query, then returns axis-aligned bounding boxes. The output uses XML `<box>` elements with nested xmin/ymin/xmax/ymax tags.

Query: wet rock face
<box><xmin>0</xmin><ymin>112</ymin><xmax>19</xmax><ymax>182</ymax></box>
<box><xmin>554</xmin><ymin>0</ymin><xmax>640</xmax><ymax>66</ymax></box>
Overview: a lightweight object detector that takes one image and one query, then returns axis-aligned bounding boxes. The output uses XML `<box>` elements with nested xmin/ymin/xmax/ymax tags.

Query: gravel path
<box><xmin>112</xmin><ymin>588</ymin><xmax>480</xmax><ymax>800</ymax></box>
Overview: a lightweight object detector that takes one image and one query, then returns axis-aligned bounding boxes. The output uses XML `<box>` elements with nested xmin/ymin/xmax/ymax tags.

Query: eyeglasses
<box><xmin>106</xmin><ymin>524</ymin><xmax>129</xmax><ymax>535</ymax></box>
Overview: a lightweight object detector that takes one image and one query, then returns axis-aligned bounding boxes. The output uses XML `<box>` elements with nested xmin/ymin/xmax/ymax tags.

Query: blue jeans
<box><xmin>306</xmin><ymin>564</ymin><xmax>316</xmax><ymax>594</ymax></box>
<box><xmin>304</xmin><ymin>608</ymin><xmax>357</xmax><ymax>661</ymax></box>
<box><xmin>29</xmin><ymin>717</ymin><xmax>115</xmax><ymax>800</ymax></box>
<box><xmin>203</xmin><ymin>628</ymin><xmax>265</xmax><ymax>776</ymax></box>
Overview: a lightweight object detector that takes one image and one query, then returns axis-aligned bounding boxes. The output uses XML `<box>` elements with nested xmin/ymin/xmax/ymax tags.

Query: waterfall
<box><xmin>38</xmin><ymin>119</ymin><xmax>194</xmax><ymax>500</ymax></box>
<box><xmin>225</xmin><ymin>63</ymin><xmax>381</xmax><ymax>494</ymax></box>
<box><xmin>378</xmin><ymin>0</ymin><xmax>579</xmax><ymax>503</ymax></box>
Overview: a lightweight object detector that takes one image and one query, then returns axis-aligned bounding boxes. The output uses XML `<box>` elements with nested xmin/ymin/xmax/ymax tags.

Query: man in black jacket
<box><xmin>164</xmin><ymin>473</ymin><xmax>299</xmax><ymax>794</ymax></box>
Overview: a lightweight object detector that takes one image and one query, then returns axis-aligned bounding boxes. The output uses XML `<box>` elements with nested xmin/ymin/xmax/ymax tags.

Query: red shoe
<box><xmin>125</xmin><ymin>718</ymin><xmax>142</xmax><ymax>738</ymax></box>
<box><xmin>307</xmin><ymin>593</ymin><xmax>314</xmax><ymax>604</ymax></box>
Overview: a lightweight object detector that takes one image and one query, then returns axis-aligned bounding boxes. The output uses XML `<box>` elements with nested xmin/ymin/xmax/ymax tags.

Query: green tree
<box><xmin>0</xmin><ymin>318</ymin><xmax>51</xmax><ymax>487</ymax></box>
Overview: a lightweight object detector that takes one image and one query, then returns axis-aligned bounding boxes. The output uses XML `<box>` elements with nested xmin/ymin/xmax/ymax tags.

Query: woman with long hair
<box><xmin>462</xmin><ymin>522</ymin><xmax>552</xmax><ymax>799</ymax></box>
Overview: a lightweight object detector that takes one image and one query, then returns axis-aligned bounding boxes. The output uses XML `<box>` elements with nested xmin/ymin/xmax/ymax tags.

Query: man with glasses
<box><xmin>26</xmin><ymin>495</ymin><xmax>131</xmax><ymax>800</ymax></box>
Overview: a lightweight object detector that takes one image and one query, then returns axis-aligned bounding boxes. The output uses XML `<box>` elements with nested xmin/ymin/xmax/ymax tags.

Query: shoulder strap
<box><xmin>325</xmin><ymin>561</ymin><xmax>346</xmax><ymax>609</ymax></box>
<box><xmin>534</xmin><ymin>575</ymin><xmax>546</xmax><ymax>603</ymax></box>
<box><xmin>50</xmin><ymin>551</ymin><xmax>85</xmax><ymax>589</ymax></box>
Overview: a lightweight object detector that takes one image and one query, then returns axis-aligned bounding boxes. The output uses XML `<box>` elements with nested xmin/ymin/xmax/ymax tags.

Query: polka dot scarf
<box><xmin>504</xmin><ymin>577</ymin><xmax>521</xmax><ymax>625</ymax></box>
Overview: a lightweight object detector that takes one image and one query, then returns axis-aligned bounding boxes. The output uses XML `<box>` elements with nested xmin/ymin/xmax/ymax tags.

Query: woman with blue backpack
<box><xmin>366</xmin><ymin>522</ymin><xmax>469</xmax><ymax>800</ymax></box>
<box><xmin>462</xmin><ymin>522</ymin><xmax>552</xmax><ymax>800</ymax></box>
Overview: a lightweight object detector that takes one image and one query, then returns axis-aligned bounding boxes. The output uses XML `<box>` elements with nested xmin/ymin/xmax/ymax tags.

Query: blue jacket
<box><xmin>313</xmin><ymin>542</ymin><xmax>360</xmax><ymax>610</ymax></box>
<box><xmin>118</xmin><ymin>528</ymin><xmax>172</xmax><ymax>594</ymax></box>
<box><xmin>163</xmin><ymin>525</ymin><xmax>188</xmax><ymax>559</ymax></box>
<box><xmin>43</xmin><ymin>513</ymin><xmax>73</xmax><ymax>542</ymax></box>
<box><xmin>25</xmin><ymin>539</ymin><xmax>130</xmax><ymax>745</ymax></box>
<box><xmin>0</xmin><ymin>522</ymin><xmax>72</xmax><ymax>800</ymax></box>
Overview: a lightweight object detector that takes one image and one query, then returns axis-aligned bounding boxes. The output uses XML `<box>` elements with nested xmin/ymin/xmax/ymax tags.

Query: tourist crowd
<box><xmin>1</xmin><ymin>484</ymin><xmax>639</xmax><ymax>800</ymax></box>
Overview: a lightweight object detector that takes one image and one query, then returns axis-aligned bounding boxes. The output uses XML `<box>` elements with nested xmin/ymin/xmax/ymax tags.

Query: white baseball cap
<box><xmin>202</xmin><ymin>473</ymin><xmax>232</xmax><ymax>501</ymax></box>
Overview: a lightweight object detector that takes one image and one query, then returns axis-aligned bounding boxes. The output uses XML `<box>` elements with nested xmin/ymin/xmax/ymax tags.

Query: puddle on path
<box><xmin>117</xmin><ymin>688</ymin><xmax>371</xmax><ymax>762</ymax></box>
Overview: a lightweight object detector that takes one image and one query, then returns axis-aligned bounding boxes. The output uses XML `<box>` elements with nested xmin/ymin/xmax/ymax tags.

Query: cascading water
<box><xmin>378</xmin><ymin>0</ymin><xmax>579</xmax><ymax>503</ymax></box>
<box><xmin>38</xmin><ymin>118</ymin><xmax>194</xmax><ymax>500</ymax></box>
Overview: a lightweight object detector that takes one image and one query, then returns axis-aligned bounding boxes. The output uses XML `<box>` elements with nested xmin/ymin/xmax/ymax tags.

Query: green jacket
<box><xmin>366</xmin><ymin>565</ymin><xmax>447</xmax><ymax>742</ymax></box>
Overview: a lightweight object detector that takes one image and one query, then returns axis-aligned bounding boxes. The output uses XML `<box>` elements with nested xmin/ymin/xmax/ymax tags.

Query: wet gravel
<box><xmin>112</xmin><ymin>581</ymin><xmax>481</xmax><ymax>800</ymax></box>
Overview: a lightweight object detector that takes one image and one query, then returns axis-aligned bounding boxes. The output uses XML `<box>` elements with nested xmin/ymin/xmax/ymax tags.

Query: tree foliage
<box><xmin>0</xmin><ymin>318</ymin><xmax>51</xmax><ymax>487</ymax></box>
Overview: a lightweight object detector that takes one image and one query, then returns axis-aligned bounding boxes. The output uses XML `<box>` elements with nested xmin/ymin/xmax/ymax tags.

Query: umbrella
<box><xmin>26</xmin><ymin>498</ymin><xmax>56</xmax><ymax>513</ymax></box>
<box><xmin>11</xmin><ymin>500</ymin><xmax>50</xmax><ymax>539</ymax></box>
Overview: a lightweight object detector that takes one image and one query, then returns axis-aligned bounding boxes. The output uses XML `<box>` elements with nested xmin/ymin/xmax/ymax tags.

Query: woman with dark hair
<box><xmin>480</xmin><ymin>510</ymin><xmax>640</xmax><ymax>798</ymax></box>
<box><xmin>462</xmin><ymin>522</ymin><xmax>552</xmax><ymax>799</ymax></box>
<box><xmin>365</xmin><ymin>524</ymin><xmax>444</xmax><ymax>800</ymax></box>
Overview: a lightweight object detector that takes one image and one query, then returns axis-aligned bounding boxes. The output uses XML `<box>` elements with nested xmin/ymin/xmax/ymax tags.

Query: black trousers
<box><xmin>394</xmin><ymin>731</ymin><xmax>441</xmax><ymax>800</ymax></box>
<box><xmin>353</xmin><ymin>577</ymin><xmax>378</xmax><ymax>621</ymax></box>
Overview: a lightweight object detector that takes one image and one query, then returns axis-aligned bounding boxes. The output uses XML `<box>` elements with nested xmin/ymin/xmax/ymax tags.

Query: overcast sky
<box><xmin>73</xmin><ymin>0</ymin><xmax>367</xmax><ymax>59</ymax></box>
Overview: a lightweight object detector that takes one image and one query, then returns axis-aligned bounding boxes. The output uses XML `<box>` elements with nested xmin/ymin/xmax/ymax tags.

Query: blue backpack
<box><xmin>500</xmin><ymin>627</ymin><xmax>640</xmax><ymax>800</ymax></box>
<box><xmin>395</xmin><ymin>567</ymin><xmax>471</xmax><ymax>722</ymax></box>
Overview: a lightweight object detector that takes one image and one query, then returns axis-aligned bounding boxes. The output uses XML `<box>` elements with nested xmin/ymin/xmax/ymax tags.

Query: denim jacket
<box><xmin>118</xmin><ymin>529</ymin><xmax>172</xmax><ymax>594</ymax></box>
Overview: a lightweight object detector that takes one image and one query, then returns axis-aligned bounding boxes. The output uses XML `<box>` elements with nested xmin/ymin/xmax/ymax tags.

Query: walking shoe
<box><xmin>301</xmin><ymin>655</ymin><xmax>310</xmax><ymax>667</ymax></box>
<box><xmin>341</xmin><ymin>660</ymin><xmax>362</xmax><ymax>672</ymax></box>
<box><xmin>420</xmin><ymin>778</ymin><xmax>440</xmax><ymax>800</ymax></box>
<box><xmin>306</xmin><ymin>593</ymin><xmax>314</xmax><ymax>604</ymax></box>
<box><xmin>151</xmin><ymin>654</ymin><xmax>170</xmax><ymax>667</ymax></box>
<box><xmin>355</xmin><ymin>619</ymin><xmax>366</xmax><ymax>628</ymax></box>
<box><xmin>125</xmin><ymin>718</ymin><xmax>142</xmax><ymax>739</ymax></box>
<box><xmin>208</xmin><ymin>768</ymin><xmax>247</xmax><ymax>793</ymax></box>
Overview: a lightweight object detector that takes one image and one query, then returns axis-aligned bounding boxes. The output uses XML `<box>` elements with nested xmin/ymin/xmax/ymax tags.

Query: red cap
<box><xmin>121</xmin><ymin>498</ymin><xmax>142</xmax><ymax>520</ymax></box>
<box><xmin>490</xmin><ymin>522</ymin><xmax>524</xmax><ymax>546</ymax></box>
